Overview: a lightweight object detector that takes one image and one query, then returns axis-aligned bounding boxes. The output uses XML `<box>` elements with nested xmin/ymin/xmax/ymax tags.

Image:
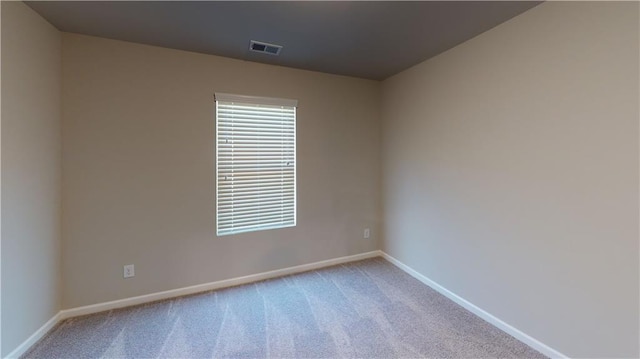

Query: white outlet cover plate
<box><xmin>124</xmin><ymin>264</ymin><xmax>135</xmax><ymax>278</ymax></box>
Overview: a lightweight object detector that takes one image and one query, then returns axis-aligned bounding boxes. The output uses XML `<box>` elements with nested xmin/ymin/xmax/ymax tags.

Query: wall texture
<box><xmin>381</xmin><ymin>2</ymin><xmax>639</xmax><ymax>358</ymax></box>
<box><xmin>1</xmin><ymin>2</ymin><xmax>62</xmax><ymax>356</ymax></box>
<box><xmin>61</xmin><ymin>33</ymin><xmax>381</xmax><ymax>308</ymax></box>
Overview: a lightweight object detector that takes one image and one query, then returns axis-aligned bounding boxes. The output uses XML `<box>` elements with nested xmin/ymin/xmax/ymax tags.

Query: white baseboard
<box><xmin>5</xmin><ymin>312</ymin><xmax>61</xmax><ymax>359</ymax></box>
<box><xmin>380</xmin><ymin>251</ymin><xmax>568</xmax><ymax>359</ymax></box>
<box><xmin>60</xmin><ymin>250</ymin><xmax>382</xmax><ymax>320</ymax></box>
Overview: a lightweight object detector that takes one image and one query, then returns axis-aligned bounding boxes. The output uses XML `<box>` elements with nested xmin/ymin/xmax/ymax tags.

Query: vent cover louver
<box><xmin>249</xmin><ymin>40</ymin><xmax>282</xmax><ymax>55</ymax></box>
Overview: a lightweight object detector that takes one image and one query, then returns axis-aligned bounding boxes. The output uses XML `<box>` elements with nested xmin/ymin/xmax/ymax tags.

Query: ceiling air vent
<box><xmin>249</xmin><ymin>40</ymin><xmax>282</xmax><ymax>56</ymax></box>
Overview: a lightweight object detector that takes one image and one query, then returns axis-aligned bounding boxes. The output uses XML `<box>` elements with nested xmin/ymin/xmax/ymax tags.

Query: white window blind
<box><xmin>215</xmin><ymin>93</ymin><xmax>297</xmax><ymax>236</ymax></box>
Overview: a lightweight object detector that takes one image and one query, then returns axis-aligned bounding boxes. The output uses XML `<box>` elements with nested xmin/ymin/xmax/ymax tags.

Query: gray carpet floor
<box><xmin>23</xmin><ymin>258</ymin><xmax>546</xmax><ymax>358</ymax></box>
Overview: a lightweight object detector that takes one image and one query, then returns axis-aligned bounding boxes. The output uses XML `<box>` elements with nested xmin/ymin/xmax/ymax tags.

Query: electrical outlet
<box><xmin>364</xmin><ymin>228</ymin><xmax>370</xmax><ymax>239</ymax></box>
<box><xmin>124</xmin><ymin>264</ymin><xmax>135</xmax><ymax>278</ymax></box>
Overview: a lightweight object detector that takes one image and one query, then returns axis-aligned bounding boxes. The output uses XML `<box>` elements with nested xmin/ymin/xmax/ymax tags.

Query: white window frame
<box><xmin>215</xmin><ymin>93</ymin><xmax>297</xmax><ymax>236</ymax></box>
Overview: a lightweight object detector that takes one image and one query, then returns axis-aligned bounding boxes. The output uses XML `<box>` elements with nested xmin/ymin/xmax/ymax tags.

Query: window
<box><xmin>215</xmin><ymin>93</ymin><xmax>297</xmax><ymax>236</ymax></box>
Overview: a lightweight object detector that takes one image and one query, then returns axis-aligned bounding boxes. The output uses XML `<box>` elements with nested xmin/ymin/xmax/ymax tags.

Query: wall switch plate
<box><xmin>364</xmin><ymin>228</ymin><xmax>370</xmax><ymax>239</ymax></box>
<box><xmin>124</xmin><ymin>264</ymin><xmax>135</xmax><ymax>278</ymax></box>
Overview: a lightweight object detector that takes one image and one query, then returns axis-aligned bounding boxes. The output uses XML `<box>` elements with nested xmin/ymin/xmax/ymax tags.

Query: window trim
<box><xmin>215</xmin><ymin>93</ymin><xmax>297</xmax><ymax>236</ymax></box>
<box><xmin>215</xmin><ymin>93</ymin><xmax>298</xmax><ymax>108</ymax></box>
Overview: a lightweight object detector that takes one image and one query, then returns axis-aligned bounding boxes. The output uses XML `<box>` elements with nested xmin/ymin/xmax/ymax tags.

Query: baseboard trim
<box><xmin>60</xmin><ymin>250</ymin><xmax>382</xmax><ymax>320</ymax></box>
<box><xmin>5</xmin><ymin>312</ymin><xmax>61</xmax><ymax>359</ymax></box>
<box><xmin>380</xmin><ymin>251</ymin><xmax>568</xmax><ymax>359</ymax></box>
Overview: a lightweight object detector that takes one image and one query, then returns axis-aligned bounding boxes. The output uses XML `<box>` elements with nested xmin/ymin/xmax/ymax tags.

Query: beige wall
<box><xmin>4</xmin><ymin>2</ymin><xmax>639</xmax><ymax>357</ymax></box>
<box><xmin>1</xmin><ymin>1</ymin><xmax>62</xmax><ymax>356</ymax></box>
<box><xmin>381</xmin><ymin>2</ymin><xmax>639</xmax><ymax>358</ymax></box>
<box><xmin>61</xmin><ymin>33</ymin><xmax>381</xmax><ymax>308</ymax></box>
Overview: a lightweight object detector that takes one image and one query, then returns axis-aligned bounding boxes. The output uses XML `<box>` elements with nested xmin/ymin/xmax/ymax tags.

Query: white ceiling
<box><xmin>26</xmin><ymin>1</ymin><xmax>542</xmax><ymax>80</ymax></box>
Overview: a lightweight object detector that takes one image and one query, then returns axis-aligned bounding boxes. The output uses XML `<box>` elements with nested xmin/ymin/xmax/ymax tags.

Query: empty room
<box><xmin>1</xmin><ymin>1</ymin><xmax>638</xmax><ymax>358</ymax></box>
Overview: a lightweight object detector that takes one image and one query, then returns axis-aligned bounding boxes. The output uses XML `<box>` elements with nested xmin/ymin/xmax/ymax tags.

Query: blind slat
<box><xmin>218</xmin><ymin>190</ymin><xmax>295</xmax><ymax>200</ymax></box>
<box><xmin>217</xmin><ymin>222</ymin><xmax>295</xmax><ymax>236</ymax></box>
<box><xmin>218</xmin><ymin>214</ymin><xmax>295</xmax><ymax>227</ymax></box>
<box><xmin>218</xmin><ymin>195</ymin><xmax>295</xmax><ymax>206</ymax></box>
<box><xmin>218</xmin><ymin>181</ymin><xmax>294</xmax><ymax>193</ymax></box>
<box><xmin>218</xmin><ymin>201</ymin><xmax>295</xmax><ymax>211</ymax></box>
<box><xmin>218</xmin><ymin>209</ymin><xmax>295</xmax><ymax>222</ymax></box>
<box><xmin>218</xmin><ymin>175</ymin><xmax>294</xmax><ymax>182</ymax></box>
